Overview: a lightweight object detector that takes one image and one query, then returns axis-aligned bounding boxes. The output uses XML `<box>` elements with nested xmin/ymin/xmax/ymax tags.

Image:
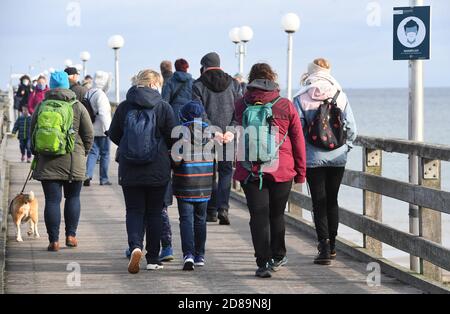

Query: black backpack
<box><xmin>307</xmin><ymin>90</ymin><xmax>346</xmax><ymax>150</ymax></box>
<box><xmin>81</xmin><ymin>90</ymin><xmax>98</xmax><ymax>123</ymax></box>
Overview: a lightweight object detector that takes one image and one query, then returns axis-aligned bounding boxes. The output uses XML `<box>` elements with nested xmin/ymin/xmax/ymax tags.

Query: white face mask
<box><xmin>151</xmin><ymin>85</ymin><xmax>162</xmax><ymax>94</ymax></box>
<box><xmin>22</xmin><ymin>80</ymin><xmax>29</xmax><ymax>86</ymax></box>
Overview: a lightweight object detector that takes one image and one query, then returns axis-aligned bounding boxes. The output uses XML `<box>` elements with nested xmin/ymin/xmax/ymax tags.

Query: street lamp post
<box><xmin>282</xmin><ymin>13</ymin><xmax>301</xmax><ymax>101</ymax></box>
<box><xmin>80</xmin><ymin>51</ymin><xmax>91</xmax><ymax>77</ymax></box>
<box><xmin>229</xmin><ymin>26</ymin><xmax>253</xmax><ymax>76</ymax></box>
<box><xmin>108</xmin><ymin>35</ymin><xmax>125</xmax><ymax>104</ymax></box>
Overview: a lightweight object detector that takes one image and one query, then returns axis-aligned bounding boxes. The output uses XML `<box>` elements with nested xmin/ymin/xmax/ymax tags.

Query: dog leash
<box><xmin>20</xmin><ymin>167</ymin><xmax>34</xmax><ymax>195</ymax></box>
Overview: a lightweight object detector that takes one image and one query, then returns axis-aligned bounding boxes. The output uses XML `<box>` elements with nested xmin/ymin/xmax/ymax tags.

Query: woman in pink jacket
<box><xmin>28</xmin><ymin>75</ymin><xmax>49</xmax><ymax>114</ymax></box>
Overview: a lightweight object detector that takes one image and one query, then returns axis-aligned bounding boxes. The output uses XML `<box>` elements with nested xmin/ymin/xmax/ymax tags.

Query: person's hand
<box><xmin>223</xmin><ymin>131</ymin><xmax>235</xmax><ymax>144</ymax></box>
<box><xmin>214</xmin><ymin>132</ymin><xmax>224</xmax><ymax>144</ymax></box>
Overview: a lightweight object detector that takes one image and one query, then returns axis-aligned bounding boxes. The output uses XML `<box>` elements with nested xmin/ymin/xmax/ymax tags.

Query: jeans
<box><xmin>86</xmin><ymin>136</ymin><xmax>110</xmax><ymax>184</ymax></box>
<box><xmin>19</xmin><ymin>138</ymin><xmax>31</xmax><ymax>158</ymax></box>
<box><xmin>177</xmin><ymin>200</ymin><xmax>207</xmax><ymax>257</ymax></box>
<box><xmin>161</xmin><ymin>207</ymin><xmax>172</xmax><ymax>248</ymax></box>
<box><xmin>306</xmin><ymin>167</ymin><xmax>345</xmax><ymax>242</ymax></box>
<box><xmin>41</xmin><ymin>181</ymin><xmax>82</xmax><ymax>243</ymax></box>
<box><xmin>122</xmin><ymin>185</ymin><xmax>167</xmax><ymax>264</ymax></box>
<box><xmin>208</xmin><ymin>160</ymin><xmax>233</xmax><ymax>215</ymax></box>
<box><xmin>242</xmin><ymin>179</ymin><xmax>292</xmax><ymax>267</ymax></box>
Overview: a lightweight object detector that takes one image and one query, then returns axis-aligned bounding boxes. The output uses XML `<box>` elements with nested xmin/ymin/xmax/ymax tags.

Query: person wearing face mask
<box><xmin>108</xmin><ymin>69</ymin><xmax>177</xmax><ymax>274</ymax></box>
<box><xmin>16</xmin><ymin>75</ymin><xmax>33</xmax><ymax>116</ymax></box>
<box><xmin>28</xmin><ymin>75</ymin><xmax>49</xmax><ymax>114</ymax></box>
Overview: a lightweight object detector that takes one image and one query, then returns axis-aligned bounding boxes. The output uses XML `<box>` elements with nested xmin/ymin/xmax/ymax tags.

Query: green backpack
<box><xmin>242</xmin><ymin>97</ymin><xmax>288</xmax><ymax>189</ymax></box>
<box><xmin>32</xmin><ymin>99</ymin><xmax>76</xmax><ymax>156</ymax></box>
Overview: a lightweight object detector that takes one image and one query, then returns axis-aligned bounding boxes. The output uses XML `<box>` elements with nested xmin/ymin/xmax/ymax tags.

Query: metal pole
<box><xmin>83</xmin><ymin>61</ymin><xmax>87</xmax><ymax>78</ymax></box>
<box><xmin>408</xmin><ymin>0</ymin><xmax>424</xmax><ymax>273</ymax></box>
<box><xmin>239</xmin><ymin>43</ymin><xmax>245</xmax><ymax>75</ymax></box>
<box><xmin>114</xmin><ymin>48</ymin><xmax>120</xmax><ymax>104</ymax></box>
<box><xmin>286</xmin><ymin>32</ymin><xmax>294</xmax><ymax>100</ymax></box>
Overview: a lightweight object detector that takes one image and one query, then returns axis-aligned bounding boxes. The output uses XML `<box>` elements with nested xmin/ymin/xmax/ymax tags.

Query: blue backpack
<box><xmin>120</xmin><ymin>108</ymin><xmax>161</xmax><ymax>164</ymax></box>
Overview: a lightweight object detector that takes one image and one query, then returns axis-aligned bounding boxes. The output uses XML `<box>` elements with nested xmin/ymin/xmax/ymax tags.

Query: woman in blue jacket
<box><xmin>294</xmin><ymin>58</ymin><xmax>357</xmax><ymax>266</ymax></box>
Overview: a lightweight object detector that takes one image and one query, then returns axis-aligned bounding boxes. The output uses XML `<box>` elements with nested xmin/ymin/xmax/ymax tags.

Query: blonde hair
<box><xmin>134</xmin><ymin>69</ymin><xmax>163</xmax><ymax>88</ymax></box>
<box><xmin>313</xmin><ymin>58</ymin><xmax>331</xmax><ymax>70</ymax></box>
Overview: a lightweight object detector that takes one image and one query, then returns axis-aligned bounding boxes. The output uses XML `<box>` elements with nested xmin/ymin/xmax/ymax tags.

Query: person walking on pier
<box><xmin>12</xmin><ymin>105</ymin><xmax>32</xmax><ymax>162</ymax></box>
<box><xmin>192</xmin><ymin>52</ymin><xmax>242</xmax><ymax>225</ymax></box>
<box><xmin>293</xmin><ymin>58</ymin><xmax>357</xmax><ymax>265</ymax></box>
<box><xmin>84</xmin><ymin>71</ymin><xmax>113</xmax><ymax>187</ymax></box>
<box><xmin>15</xmin><ymin>75</ymin><xmax>33</xmax><ymax>117</ymax></box>
<box><xmin>160</xmin><ymin>60</ymin><xmax>173</xmax><ymax>88</ymax></box>
<box><xmin>30</xmin><ymin>71</ymin><xmax>94</xmax><ymax>252</ymax></box>
<box><xmin>172</xmin><ymin>100</ymin><xmax>214</xmax><ymax>271</ymax></box>
<box><xmin>28</xmin><ymin>75</ymin><xmax>49</xmax><ymax>114</ymax></box>
<box><xmin>109</xmin><ymin>69</ymin><xmax>176</xmax><ymax>274</ymax></box>
<box><xmin>65</xmin><ymin>67</ymin><xmax>88</xmax><ymax>102</ymax></box>
<box><xmin>234</xmin><ymin>63</ymin><xmax>306</xmax><ymax>278</ymax></box>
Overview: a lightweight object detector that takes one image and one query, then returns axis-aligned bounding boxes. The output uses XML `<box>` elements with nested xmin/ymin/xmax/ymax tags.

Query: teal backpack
<box><xmin>32</xmin><ymin>99</ymin><xmax>76</xmax><ymax>156</ymax></box>
<box><xmin>241</xmin><ymin>97</ymin><xmax>288</xmax><ymax>189</ymax></box>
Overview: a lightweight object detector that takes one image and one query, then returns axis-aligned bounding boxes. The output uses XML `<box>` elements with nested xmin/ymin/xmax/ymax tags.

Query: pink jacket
<box><xmin>28</xmin><ymin>87</ymin><xmax>49</xmax><ymax>114</ymax></box>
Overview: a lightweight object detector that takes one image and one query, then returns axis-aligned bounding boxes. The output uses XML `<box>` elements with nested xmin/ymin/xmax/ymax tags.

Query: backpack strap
<box><xmin>331</xmin><ymin>90</ymin><xmax>340</xmax><ymax>103</ymax></box>
<box><xmin>169</xmin><ymin>81</ymin><xmax>188</xmax><ymax>104</ymax></box>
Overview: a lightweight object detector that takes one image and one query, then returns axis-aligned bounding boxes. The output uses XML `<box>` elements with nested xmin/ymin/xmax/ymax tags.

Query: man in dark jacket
<box><xmin>65</xmin><ymin>67</ymin><xmax>88</xmax><ymax>102</ymax></box>
<box><xmin>192</xmin><ymin>52</ymin><xmax>242</xmax><ymax>225</ymax></box>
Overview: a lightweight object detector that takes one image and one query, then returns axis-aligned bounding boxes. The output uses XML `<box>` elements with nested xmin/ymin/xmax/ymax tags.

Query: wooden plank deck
<box><xmin>3</xmin><ymin>140</ymin><xmax>422</xmax><ymax>294</ymax></box>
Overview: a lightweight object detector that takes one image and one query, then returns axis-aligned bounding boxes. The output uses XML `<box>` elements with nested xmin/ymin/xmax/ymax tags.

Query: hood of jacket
<box><xmin>244</xmin><ymin>79</ymin><xmax>280</xmax><ymax>104</ymax></box>
<box><xmin>45</xmin><ymin>88</ymin><xmax>77</xmax><ymax>102</ymax></box>
<box><xmin>199</xmin><ymin>69</ymin><xmax>233</xmax><ymax>93</ymax></box>
<box><xmin>173</xmin><ymin>71</ymin><xmax>192</xmax><ymax>83</ymax></box>
<box><xmin>94</xmin><ymin>71</ymin><xmax>112</xmax><ymax>93</ymax></box>
<box><xmin>126</xmin><ymin>85</ymin><xmax>163</xmax><ymax>109</ymax></box>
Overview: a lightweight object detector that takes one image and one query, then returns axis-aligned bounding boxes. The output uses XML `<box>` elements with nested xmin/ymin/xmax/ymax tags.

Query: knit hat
<box><xmin>180</xmin><ymin>100</ymin><xmax>205</xmax><ymax>123</ymax></box>
<box><xmin>200</xmin><ymin>52</ymin><xmax>220</xmax><ymax>68</ymax></box>
<box><xmin>307</xmin><ymin>62</ymin><xmax>331</xmax><ymax>76</ymax></box>
<box><xmin>175</xmin><ymin>59</ymin><xmax>189</xmax><ymax>72</ymax></box>
<box><xmin>64</xmin><ymin>67</ymin><xmax>79</xmax><ymax>76</ymax></box>
<box><xmin>50</xmin><ymin>71</ymin><xmax>70</xmax><ymax>89</ymax></box>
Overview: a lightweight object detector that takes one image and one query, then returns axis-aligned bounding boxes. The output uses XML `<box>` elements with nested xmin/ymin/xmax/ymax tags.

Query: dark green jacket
<box><xmin>30</xmin><ymin>88</ymin><xmax>94</xmax><ymax>182</ymax></box>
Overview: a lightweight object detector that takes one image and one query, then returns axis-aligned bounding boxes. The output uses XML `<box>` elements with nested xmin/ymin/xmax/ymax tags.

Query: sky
<box><xmin>1</xmin><ymin>0</ymin><xmax>449</xmax><ymax>91</ymax></box>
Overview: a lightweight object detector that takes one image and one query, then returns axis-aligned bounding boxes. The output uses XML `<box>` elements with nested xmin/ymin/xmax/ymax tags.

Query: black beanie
<box><xmin>200</xmin><ymin>52</ymin><xmax>220</xmax><ymax>68</ymax></box>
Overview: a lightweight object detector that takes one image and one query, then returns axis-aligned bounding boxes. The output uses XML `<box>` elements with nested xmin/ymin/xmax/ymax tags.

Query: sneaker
<box><xmin>128</xmin><ymin>248</ymin><xmax>143</xmax><ymax>274</ymax></box>
<box><xmin>314</xmin><ymin>239</ymin><xmax>331</xmax><ymax>265</ymax></box>
<box><xmin>146</xmin><ymin>262</ymin><xmax>164</xmax><ymax>270</ymax></box>
<box><xmin>83</xmin><ymin>179</ymin><xmax>91</xmax><ymax>187</ymax></box>
<box><xmin>194</xmin><ymin>256</ymin><xmax>205</xmax><ymax>267</ymax></box>
<box><xmin>218</xmin><ymin>209</ymin><xmax>230</xmax><ymax>225</ymax></box>
<box><xmin>100</xmin><ymin>181</ymin><xmax>112</xmax><ymax>186</ymax></box>
<box><xmin>27</xmin><ymin>158</ymin><xmax>31</xmax><ymax>163</ymax></box>
<box><xmin>255</xmin><ymin>264</ymin><xmax>272</xmax><ymax>278</ymax></box>
<box><xmin>206</xmin><ymin>212</ymin><xmax>218</xmax><ymax>223</ymax></box>
<box><xmin>159</xmin><ymin>246</ymin><xmax>174</xmax><ymax>262</ymax></box>
<box><xmin>125</xmin><ymin>248</ymin><xmax>131</xmax><ymax>259</ymax></box>
<box><xmin>269</xmin><ymin>256</ymin><xmax>288</xmax><ymax>272</ymax></box>
<box><xmin>21</xmin><ymin>155</ymin><xmax>25</xmax><ymax>162</ymax></box>
<box><xmin>183</xmin><ymin>255</ymin><xmax>195</xmax><ymax>271</ymax></box>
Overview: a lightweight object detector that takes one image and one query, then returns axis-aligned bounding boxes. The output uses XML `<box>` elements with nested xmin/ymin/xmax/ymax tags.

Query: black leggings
<box><xmin>306</xmin><ymin>167</ymin><xmax>345</xmax><ymax>242</ymax></box>
<box><xmin>242</xmin><ymin>179</ymin><xmax>293</xmax><ymax>267</ymax></box>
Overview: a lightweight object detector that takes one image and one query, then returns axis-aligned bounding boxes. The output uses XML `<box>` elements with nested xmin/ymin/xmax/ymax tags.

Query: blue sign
<box><xmin>393</xmin><ymin>6</ymin><xmax>430</xmax><ymax>60</ymax></box>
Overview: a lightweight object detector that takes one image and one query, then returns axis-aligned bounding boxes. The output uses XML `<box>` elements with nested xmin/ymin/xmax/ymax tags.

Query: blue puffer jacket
<box><xmin>12</xmin><ymin>115</ymin><xmax>32</xmax><ymax>140</ymax></box>
<box><xmin>162</xmin><ymin>71</ymin><xmax>194</xmax><ymax>125</ymax></box>
<box><xmin>293</xmin><ymin>81</ymin><xmax>357</xmax><ymax>168</ymax></box>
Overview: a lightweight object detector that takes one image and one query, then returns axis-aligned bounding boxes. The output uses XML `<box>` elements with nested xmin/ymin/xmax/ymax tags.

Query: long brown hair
<box><xmin>248</xmin><ymin>63</ymin><xmax>278</xmax><ymax>83</ymax></box>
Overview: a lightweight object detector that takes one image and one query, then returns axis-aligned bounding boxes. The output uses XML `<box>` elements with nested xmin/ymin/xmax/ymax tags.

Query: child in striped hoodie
<box><xmin>12</xmin><ymin>105</ymin><xmax>32</xmax><ymax>162</ymax></box>
<box><xmin>172</xmin><ymin>100</ymin><xmax>214</xmax><ymax>271</ymax></box>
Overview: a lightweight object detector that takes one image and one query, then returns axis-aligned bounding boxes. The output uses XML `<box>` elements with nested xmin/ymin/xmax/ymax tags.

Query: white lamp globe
<box><xmin>43</xmin><ymin>70</ymin><xmax>49</xmax><ymax>76</ymax></box>
<box><xmin>282</xmin><ymin>13</ymin><xmax>301</xmax><ymax>33</ymax></box>
<box><xmin>64</xmin><ymin>59</ymin><xmax>73</xmax><ymax>67</ymax></box>
<box><xmin>239</xmin><ymin>26</ymin><xmax>254</xmax><ymax>43</ymax></box>
<box><xmin>48</xmin><ymin>67</ymin><xmax>55</xmax><ymax>73</ymax></box>
<box><xmin>108</xmin><ymin>35</ymin><xmax>125</xmax><ymax>49</ymax></box>
<box><xmin>80</xmin><ymin>51</ymin><xmax>91</xmax><ymax>62</ymax></box>
<box><xmin>229</xmin><ymin>27</ymin><xmax>241</xmax><ymax>43</ymax></box>
<box><xmin>75</xmin><ymin>64</ymin><xmax>83</xmax><ymax>72</ymax></box>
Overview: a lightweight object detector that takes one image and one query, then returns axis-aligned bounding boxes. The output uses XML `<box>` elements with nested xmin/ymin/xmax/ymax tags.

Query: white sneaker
<box><xmin>183</xmin><ymin>256</ymin><xmax>195</xmax><ymax>271</ymax></box>
<box><xmin>128</xmin><ymin>248</ymin><xmax>143</xmax><ymax>274</ymax></box>
<box><xmin>146</xmin><ymin>262</ymin><xmax>164</xmax><ymax>270</ymax></box>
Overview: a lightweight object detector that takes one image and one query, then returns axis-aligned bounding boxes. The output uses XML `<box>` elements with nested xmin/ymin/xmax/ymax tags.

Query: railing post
<box><xmin>419</xmin><ymin>158</ymin><xmax>442</xmax><ymax>282</ymax></box>
<box><xmin>288</xmin><ymin>184</ymin><xmax>303</xmax><ymax>217</ymax></box>
<box><xmin>363</xmin><ymin>148</ymin><xmax>383</xmax><ymax>255</ymax></box>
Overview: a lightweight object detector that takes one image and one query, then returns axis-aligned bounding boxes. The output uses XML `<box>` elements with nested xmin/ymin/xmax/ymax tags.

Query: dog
<box><xmin>9</xmin><ymin>191</ymin><xmax>40</xmax><ymax>242</ymax></box>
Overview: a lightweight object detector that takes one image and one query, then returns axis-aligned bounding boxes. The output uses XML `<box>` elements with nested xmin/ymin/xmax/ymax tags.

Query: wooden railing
<box><xmin>232</xmin><ymin>135</ymin><xmax>450</xmax><ymax>287</ymax></box>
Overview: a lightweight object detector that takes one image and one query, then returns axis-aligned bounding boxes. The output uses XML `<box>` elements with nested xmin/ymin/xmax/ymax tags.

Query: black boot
<box><xmin>330</xmin><ymin>238</ymin><xmax>336</xmax><ymax>260</ymax></box>
<box><xmin>314</xmin><ymin>239</ymin><xmax>331</xmax><ymax>265</ymax></box>
<box><xmin>218</xmin><ymin>209</ymin><xmax>230</xmax><ymax>225</ymax></box>
<box><xmin>206</xmin><ymin>211</ymin><xmax>218</xmax><ymax>223</ymax></box>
